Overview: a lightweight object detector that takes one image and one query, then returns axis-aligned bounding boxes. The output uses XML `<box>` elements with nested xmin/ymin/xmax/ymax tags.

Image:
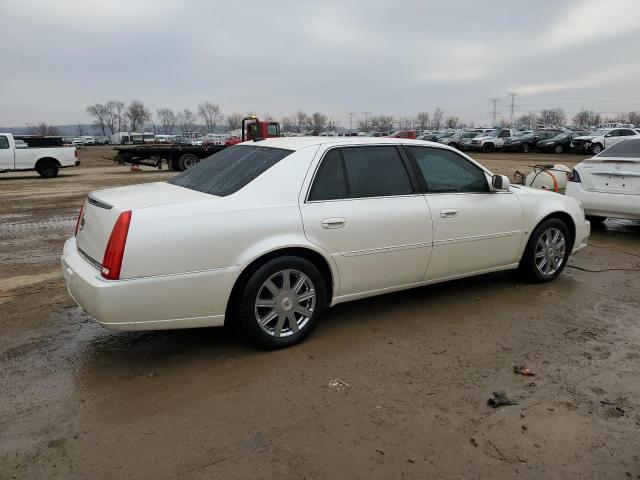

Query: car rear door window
<box><xmin>168</xmin><ymin>145</ymin><xmax>292</xmax><ymax>196</ymax></box>
<box><xmin>308</xmin><ymin>149</ymin><xmax>348</xmax><ymax>201</ymax></box>
<box><xmin>0</xmin><ymin>136</ymin><xmax>9</xmax><ymax>149</ymax></box>
<box><xmin>341</xmin><ymin>146</ymin><xmax>414</xmax><ymax>198</ymax></box>
<box><xmin>408</xmin><ymin>146</ymin><xmax>489</xmax><ymax>193</ymax></box>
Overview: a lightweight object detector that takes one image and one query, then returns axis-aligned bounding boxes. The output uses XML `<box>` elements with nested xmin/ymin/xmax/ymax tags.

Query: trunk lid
<box><xmin>75</xmin><ymin>182</ymin><xmax>212</xmax><ymax>267</ymax></box>
<box><xmin>580</xmin><ymin>158</ymin><xmax>640</xmax><ymax>194</ymax></box>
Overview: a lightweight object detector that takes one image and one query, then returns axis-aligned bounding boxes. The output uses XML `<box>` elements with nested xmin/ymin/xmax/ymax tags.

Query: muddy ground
<box><xmin>1</xmin><ymin>146</ymin><xmax>639</xmax><ymax>479</ymax></box>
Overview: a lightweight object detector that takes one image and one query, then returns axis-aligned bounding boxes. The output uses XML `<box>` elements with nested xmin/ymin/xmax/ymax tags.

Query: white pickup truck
<box><xmin>0</xmin><ymin>133</ymin><xmax>79</xmax><ymax>178</ymax></box>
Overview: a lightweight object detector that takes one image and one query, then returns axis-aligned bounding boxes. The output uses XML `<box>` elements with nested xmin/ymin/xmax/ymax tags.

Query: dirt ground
<box><xmin>1</xmin><ymin>146</ymin><xmax>639</xmax><ymax>479</ymax></box>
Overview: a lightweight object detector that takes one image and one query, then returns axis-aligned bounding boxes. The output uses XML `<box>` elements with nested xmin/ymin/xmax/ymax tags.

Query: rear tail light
<box><xmin>75</xmin><ymin>198</ymin><xmax>86</xmax><ymax>236</ymax></box>
<box><xmin>568</xmin><ymin>169</ymin><xmax>581</xmax><ymax>183</ymax></box>
<box><xmin>75</xmin><ymin>149</ymin><xmax>79</xmax><ymax>158</ymax></box>
<box><xmin>101</xmin><ymin>211</ymin><xmax>132</xmax><ymax>280</ymax></box>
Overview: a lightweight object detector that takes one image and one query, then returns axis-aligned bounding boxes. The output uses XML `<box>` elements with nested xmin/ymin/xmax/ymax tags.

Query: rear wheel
<box><xmin>238</xmin><ymin>256</ymin><xmax>326</xmax><ymax>349</ymax></box>
<box><xmin>554</xmin><ymin>145</ymin><xmax>564</xmax><ymax>154</ymax></box>
<box><xmin>521</xmin><ymin>143</ymin><xmax>530</xmax><ymax>153</ymax></box>
<box><xmin>36</xmin><ymin>159</ymin><xmax>59</xmax><ymax>178</ymax></box>
<box><xmin>586</xmin><ymin>215</ymin><xmax>606</xmax><ymax>227</ymax></box>
<box><xmin>178</xmin><ymin>153</ymin><xmax>199</xmax><ymax>171</ymax></box>
<box><xmin>518</xmin><ymin>218</ymin><xmax>571</xmax><ymax>283</ymax></box>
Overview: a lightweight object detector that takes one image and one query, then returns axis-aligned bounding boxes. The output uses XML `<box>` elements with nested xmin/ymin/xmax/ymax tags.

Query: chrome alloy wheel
<box><xmin>534</xmin><ymin>227</ymin><xmax>566</xmax><ymax>276</ymax></box>
<box><xmin>254</xmin><ymin>269</ymin><xmax>316</xmax><ymax>337</ymax></box>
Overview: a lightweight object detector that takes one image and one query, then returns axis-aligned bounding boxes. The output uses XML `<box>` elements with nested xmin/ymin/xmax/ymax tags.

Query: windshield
<box><xmin>550</xmin><ymin>133</ymin><xmax>570</xmax><ymax>141</ymax></box>
<box><xmin>589</xmin><ymin>129</ymin><xmax>610</xmax><ymax>136</ymax></box>
<box><xmin>484</xmin><ymin>129</ymin><xmax>501</xmax><ymax>137</ymax></box>
<box><xmin>168</xmin><ymin>145</ymin><xmax>293</xmax><ymax>196</ymax></box>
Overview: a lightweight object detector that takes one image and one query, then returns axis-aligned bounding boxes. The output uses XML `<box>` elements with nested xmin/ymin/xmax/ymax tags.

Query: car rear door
<box><xmin>0</xmin><ymin>135</ymin><xmax>14</xmax><ymax>169</ymax></box>
<box><xmin>299</xmin><ymin>145</ymin><xmax>433</xmax><ymax>296</ymax></box>
<box><xmin>405</xmin><ymin>146</ymin><xmax>525</xmax><ymax>280</ymax></box>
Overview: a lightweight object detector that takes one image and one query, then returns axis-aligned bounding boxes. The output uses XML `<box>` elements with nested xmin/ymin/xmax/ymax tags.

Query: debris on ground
<box><xmin>470</xmin><ymin>437</ymin><xmax>479</xmax><ymax>447</ymax></box>
<box><xmin>514</xmin><ymin>365</ymin><xmax>536</xmax><ymax>376</ymax></box>
<box><xmin>328</xmin><ymin>379</ymin><xmax>351</xmax><ymax>391</ymax></box>
<box><xmin>487</xmin><ymin>390</ymin><xmax>519</xmax><ymax>408</ymax></box>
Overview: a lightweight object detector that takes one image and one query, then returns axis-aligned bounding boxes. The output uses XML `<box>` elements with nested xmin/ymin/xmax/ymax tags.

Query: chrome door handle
<box><xmin>440</xmin><ymin>208</ymin><xmax>459</xmax><ymax>218</ymax></box>
<box><xmin>321</xmin><ymin>217</ymin><xmax>346</xmax><ymax>229</ymax></box>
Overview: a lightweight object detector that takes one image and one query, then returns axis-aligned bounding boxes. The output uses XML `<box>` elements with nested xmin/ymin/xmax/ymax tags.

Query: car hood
<box><xmin>573</xmin><ymin>135</ymin><xmax>599</xmax><ymax>141</ymax></box>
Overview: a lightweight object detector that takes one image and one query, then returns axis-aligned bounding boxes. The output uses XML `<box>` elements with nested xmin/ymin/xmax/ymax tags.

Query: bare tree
<box><xmin>573</xmin><ymin>108</ymin><xmax>598</xmax><ymax>127</ymax></box>
<box><xmin>126</xmin><ymin>100</ymin><xmax>151</xmax><ymax>132</ymax></box>
<box><xmin>629</xmin><ymin>111</ymin><xmax>640</xmax><ymax>126</ymax></box>
<box><xmin>198</xmin><ymin>102</ymin><xmax>223</xmax><ymax>133</ymax></box>
<box><xmin>517</xmin><ymin>112</ymin><xmax>537</xmax><ymax>129</ymax></box>
<box><xmin>226</xmin><ymin>113</ymin><xmax>243</xmax><ymax>131</ymax></box>
<box><xmin>398</xmin><ymin>117</ymin><xmax>412</xmax><ymax>130</ymax></box>
<box><xmin>86</xmin><ymin>103</ymin><xmax>110</xmax><ymax>135</ymax></box>
<box><xmin>106</xmin><ymin>100</ymin><xmax>126</xmax><ymax>132</ymax></box>
<box><xmin>177</xmin><ymin>109</ymin><xmax>196</xmax><ymax>134</ymax></box>
<box><xmin>370</xmin><ymin>115</ymin><xmax>394</xmax><ymax>132</ymax></box>
<box><xmin>538</xmin><ymin>108</ymin><xmax>565</xmax><ymax>126</ymax></box>
<box><xmin>445</xmin><ymin>116</ymin><xmax>459</xmax><ymax>129</ymax></box>
<box><xmin>156</xmin><ymin>108</ymin><xmax>177</xmax><ymax>134</ymax></box>
<box><xmin>280</xmin><ymin>116</ymin><xmax>296</xmax><ymax>132</ymax></box>
<box><xmin>77</xmin><ymin>124</ymin><xmax>86</xmax><ymax>136</ymax></box>
<box><xmin>431</xmin><ymin>108</ymin><xmax>444</xmax><ymax>129</ymax></box>
<box><xmin>295</xmin><ymin>110</ymin><xmax>308</xmax><ymax>133</ymax></box>
<box><xmin>357</xmin><ymin>119</ymin><xmax>370</xmax><ymax>132</ymax></box>
<box><xmin>25</xmin><ymin>122</ymin><xmax>60</xmax><ymax>136</ymax></box>
<box><xmin>416</xmin><ymin>112</ymin><xmax>430</xmax><ymax>131</ymax></box>
<box><xmin>262</xmin><ymin>112</ymin><xmax>275</xmax><ymax>122</ymax></box>
<box><xmin>305</xmin><ymin>112</ymin><xmax>327</xmax><ymax>135</ymax></box>
<box><xmin>326</xmin><ymin>118</ymin><xmax>337</xmax><ymax>131</ymax></box>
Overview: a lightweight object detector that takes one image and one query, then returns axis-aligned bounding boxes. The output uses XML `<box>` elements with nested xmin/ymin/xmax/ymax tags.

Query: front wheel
<box><xmin>238</xmin><ymin>256</ymin><xmax>327</xmax><ymax>349</ymax></box>
<box><xmin>591</xmin><ymin>143</ymin><xmax>603</xmax><ymax>154</ymax></box>
<box><xmin>554</xmin><ymin>145</ymin><xmax>564</xmax><ymax>154</ymax></box>
<box><xmin>482</xmin><ymin>143</ymin><xmax>494</xmax><ymax>153</ymax></box>
<box><xmin>521</xmin><ymin>143</ymin><xmax>530</xmax><ymax>153</ymax></box>
<box><xmin>518</xmin><ymin>219</ymin><xmax>571</xmax><ymax>283</ymax></box>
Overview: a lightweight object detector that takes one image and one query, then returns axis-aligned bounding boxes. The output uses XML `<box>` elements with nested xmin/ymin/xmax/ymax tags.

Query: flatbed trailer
<box><xmin>112</xmin><ymin>143</ymin><xmax>227</xmax><ymax>171</ymax></box>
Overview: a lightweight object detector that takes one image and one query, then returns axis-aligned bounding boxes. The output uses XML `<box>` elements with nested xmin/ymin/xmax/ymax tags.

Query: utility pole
<box><xmin>488</xmin><ymin>98</ymin><xmax>500</xmax><ymax>126</ymax></box>
<box><xmin>506</xmin><ymin>92</ymin><xmax>519</xmax><ymax>127</ymax></box>
<box><xmin>347</xmin><ymin>112</ymin><xmax>356</xmax><ymax>131</ymax></box>
<box><xmin>361</xmin><ymin>111</ymin><xmax>371</xmax><ymax>131</ymax></box>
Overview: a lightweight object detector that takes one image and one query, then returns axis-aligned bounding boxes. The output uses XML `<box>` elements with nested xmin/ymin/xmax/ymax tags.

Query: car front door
<box><xmin>405</xmin><ymin>145</ymin><xmax>525</xmax><ymax>280</ymax></box>
<box><xmin>0</xmin><ymin>135</ymin><xmax>14</xmax><ymax>170</ymax></box>
<box><xmin>300</xmin><ymin>145</ymin><xmax>433</xmax><ymax>297</ymax></box>
<box><xmin>603</xmin><ymin>129</ymin><xmax>624</xmax><ymax>148</ymax></box>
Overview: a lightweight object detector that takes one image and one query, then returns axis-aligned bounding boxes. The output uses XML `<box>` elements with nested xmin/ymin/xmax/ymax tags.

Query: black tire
<box><xmin>482</xmin><ymin>143</ymin><xmax>495</xmax><ymax>153</ymax></box>
<box><xmin>449</xmin><ymin>142</ymin><xmax>459</xmax><ymax>150</ymax></box>
<box><xmin>36</xmin><ymin>159</ymin><xmax>59</xmax><ymax>178</ymax></box>
<box><xmin>586</xmin><ymin>215</ymin><xmax>606</xmax><ymax>227</ymax></box>
<box><xmin>178</xmin><ymin>153</ymin><xmax>199</xmax><ymax>171</ymax></box>
<box><xmin>591</xmin><ymin>143</ymin><xmax>603</xmax><ymax>154</ymax></box>
<box><xmin>518</xmin><ymin>218</ymin><xmax>571</xmax><ymax>283</ymax></box>
<box><xmin>238</xmin><ymin>256</ymin><xmax>326</xmax><ymax>349</ymax></box>
<box><xmin>521</xmin><ymin>143</ymin><xmax>530</xmax><ymax>153</ymax></box>
<box><xmin>554</xmin><ymin>145</ymin><xmax>564</xmax><ymax>154</ymax></box>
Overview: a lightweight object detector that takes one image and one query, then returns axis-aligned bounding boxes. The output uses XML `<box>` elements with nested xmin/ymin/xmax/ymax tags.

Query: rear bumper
<box><xmin>61</xmin><ymin>237</ymin><xmax>240</xmax><ymax>331</ymax></box>
<box><xmin>565</xmin><ymin>183</ymin><xmax>640</xmax><ymax>220</ymax></box>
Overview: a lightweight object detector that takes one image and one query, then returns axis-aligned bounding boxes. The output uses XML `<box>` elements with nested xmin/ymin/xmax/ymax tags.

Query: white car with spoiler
<box><xmin>566</xmin><ymin>137</ymin><xmax>640</xmax><ymax>224</ymax></box>
<box><xmin>62</xmin><ymin>137</ymin><xmax>589</xmax><ymax>349</ymax></box>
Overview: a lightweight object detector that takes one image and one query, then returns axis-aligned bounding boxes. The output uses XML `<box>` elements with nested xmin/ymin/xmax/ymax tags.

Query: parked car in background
<box><xmin>502</xmin><ymin>129</ymin><xmax>563</xmax><ymax>153</ymax></box>
<box><xmin>566</xmin><ymin>138</ymin><xmax>640</xmax><ymax>225</ymax></box>
<box><xmin>418</xmin><ymin>132</ymin><xmax>439</xmax><ymax>141</ymax></box>
<box><xmin>389</xmin><ymin>130</ymin><xmax>417</xmax><ymax>139</ymax></box>
<box><xmin>538</xmin><ymin>131</ymin><xmax>589</xmax><ymax>154</ymax></box>
<box><xmin>62</xmin><ymin>137</ymin><xmax>588</xmax><ymax>349</ymax></box>
<box><xmin>571</xmin><ymin>128</ymin><xmax>639</xmax><ymax>154</ymax></box>
<box><xmin>71</xmin><ymin>138</ymin><xmax>84</xmax><ymax>147</ymax></box>
<box><xmin>82</xmin><ymin>136</ymin><xmax>96</xmax><ymax>145</ymax></box>
<box><xmin>439</xmin><ymin>131</ymin><xmax>478</xmax><ymax>150</ymax></box>
<box><xmin>0</xmin><ymin>133</ymin><xmax>79</xmax><ymax>178</ymax></box>
<box><xmin>14</xmin><ymin>139</ymin><xmax>28</xmax><ymax>149</ymax></box>
<box><xmin>467</xmin><ymin>128</ymin><xmax>518</xmax><ymax>152</ymax></box>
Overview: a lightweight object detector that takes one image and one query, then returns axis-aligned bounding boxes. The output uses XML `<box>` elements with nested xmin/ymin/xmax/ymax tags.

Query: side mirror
<box><xmin>491</xmin><ymin>174</ymin><xmax>510</xmax><ymax>191</ymax></box>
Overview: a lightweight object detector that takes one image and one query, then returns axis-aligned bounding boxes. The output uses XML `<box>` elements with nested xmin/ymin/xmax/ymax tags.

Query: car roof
<box><xmin>241</xmin><ymin>136</ymin><xmax>445</xmax><ymax>151</ymax></box>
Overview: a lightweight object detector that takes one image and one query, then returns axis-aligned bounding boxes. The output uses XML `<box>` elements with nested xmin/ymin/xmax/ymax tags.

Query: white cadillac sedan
<box><xmin>62</xmin><ymin>137</ymin><xmax>589</xmax><ymax>348</ymax></box>
<box><xmin>566</xmin><ymin>137</ymin><xmax>640</xmax><ymax>225</ymax></box>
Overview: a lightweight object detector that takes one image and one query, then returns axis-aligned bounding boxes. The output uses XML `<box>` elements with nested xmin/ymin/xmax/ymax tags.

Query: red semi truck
<box><xmin>112</xmin><ymin>116</ymin><xmax>281</xmax><ymax>171</ymax></box>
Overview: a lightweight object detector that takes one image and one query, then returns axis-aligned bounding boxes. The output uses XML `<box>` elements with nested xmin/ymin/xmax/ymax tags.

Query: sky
<box><xmin>1</xmin><ymin>0</ymin><xmax>640</xmax><ymax>127</ymax></box>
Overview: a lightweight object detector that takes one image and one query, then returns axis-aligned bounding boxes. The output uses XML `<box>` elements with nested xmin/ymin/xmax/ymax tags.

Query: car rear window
<box><xmin>596</xmin><ymin>139</ymin><xmax>640</xmax><ymax>158</ymax></box>
<box><xmin>168</xmin><ymin>145</ymin><xmax>293</xmax><ymax>196</ymax></box>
